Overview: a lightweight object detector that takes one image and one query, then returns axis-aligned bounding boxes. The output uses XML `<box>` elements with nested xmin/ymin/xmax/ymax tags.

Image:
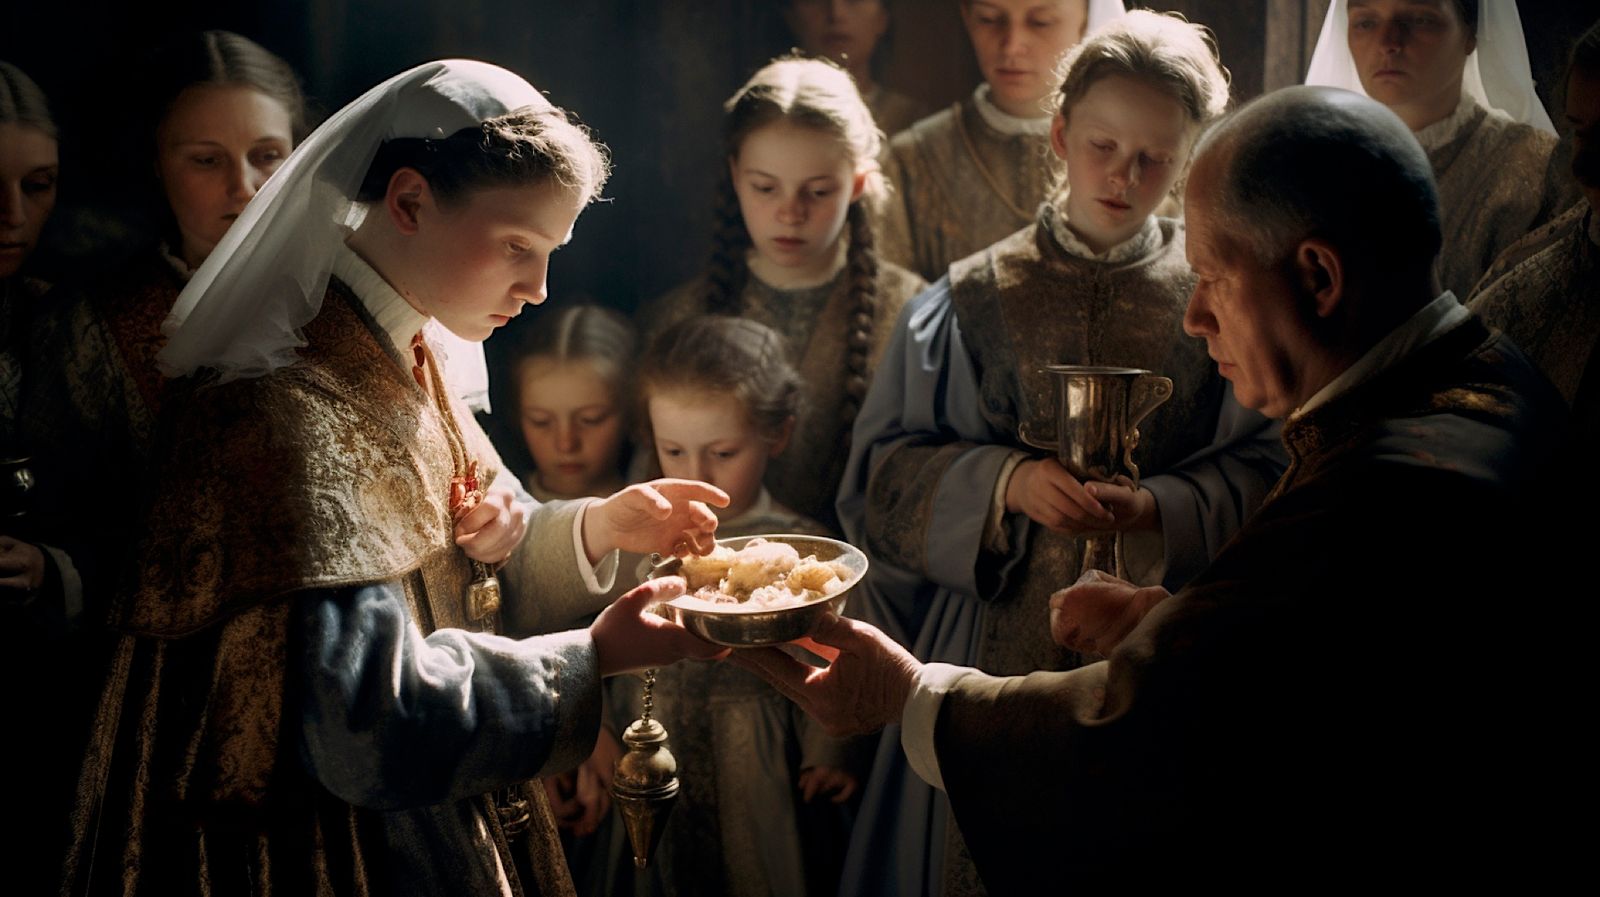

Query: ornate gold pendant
<box><xmin>467</xmin><ymin>562</ymin><xmax>501</xmax><ymax>622</ymax></box>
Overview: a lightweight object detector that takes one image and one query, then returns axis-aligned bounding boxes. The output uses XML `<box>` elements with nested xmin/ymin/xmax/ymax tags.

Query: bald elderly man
<box><xmin>734</xmin><ymin>86</ymin><xmax>1568</xmax><ymax>886</ymax></box>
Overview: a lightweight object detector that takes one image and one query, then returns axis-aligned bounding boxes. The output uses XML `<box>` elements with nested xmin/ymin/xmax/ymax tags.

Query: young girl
<box><xmin>644</xmin><ymin>55</ymin><xmax>926</xmax><ymax>532</ymax></box>
<box><xmin>878</xmin><ymin>0</ymin><xmax>1126</xmax><ymax>280</ymax></box>
<box><xmin>509</xmin><ymin>303</ymin><xmax>636</xmax><ymax>503</ymax></box>
<box><xmin>627</xmin><ymin>313</ymin><xmax>858</xmax><ymax>897</ymax></box>
<box><xmin>837</xmin><ymin>12</ymin><xmax>1284</xmax><ymax>896</ymax></box>
<box><xmin>62</xmin><ymin>59</ymin><xmax>728</xmax><ymax>897</ymax></box>
<box><xmin>23</xmin><ymin>30</ymin><xmax>306</xmax><ymax>606</ymax></box>
<box><xmin>1305</xmin><ymin>0</ymin><xmax>1578</xmax><ymax>299</ymax></box>
<box><xmin>502</xmin><ymin>303</ymin><xmax>640</xmax><ymax>885</ymax></box>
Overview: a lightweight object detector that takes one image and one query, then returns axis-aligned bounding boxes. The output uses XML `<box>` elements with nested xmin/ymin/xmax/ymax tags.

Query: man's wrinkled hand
<box><xmin>0</xmin><ymin>536</ymin><xmax>47</xmax><ymax>592</ymax></box>
<box><xmin>1048</xmin><ymin>569</ymin><xmax>1170</xmax><ymax>656</ymax></box>
<box><xmin>731</xmin><ymin>615</ymin><xmax>921</xmax><ymax>737</ymax></box>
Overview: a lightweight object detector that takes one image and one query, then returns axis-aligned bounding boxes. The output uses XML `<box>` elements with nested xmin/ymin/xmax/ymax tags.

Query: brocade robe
<box><xmin>1425</xmin><ymin>96</ymin><xmax>1578</xmax><ymax>302</ymax></box>
<box><xmin>1469</xmin><ymin>201</ymin><xmax>1600</xmax><ymax>499</ymax></box>
<box><xmin>23</xmin><ymin>250</ymin><xmax>183</xmax><ymax>605</ymax></box>
<box><xmin>930</xmin><ymin>315</ymin><xmax>1568</xmax><ymax>889</ymax></box>
<box><xmin>61</xmin><ymin>281</ymin><xmax>612</xmax><ymax>897</ymax></box>
<box><xmin>645</xmin><ymin>259</ymin><xmax>925</xmax><ymax>532</ymax></box>
<box><xmin>835</xmin><ymin>206</ymin><xmax>1285</xmax><ymax>897</ymax></box>
<box><xmin>1</xmin><ymin>274</ymin><xmax>48</xmax><ymax>451</ymax></box>
<box><xmin>1469</xmin><ymin>202</ymin><xmax>1600</xmax><ymax>406</ymax></box>
<box><xmin>877</xmin><ymin>90</ymin><xmax>1059</xmax><ymax>281</ymax></box>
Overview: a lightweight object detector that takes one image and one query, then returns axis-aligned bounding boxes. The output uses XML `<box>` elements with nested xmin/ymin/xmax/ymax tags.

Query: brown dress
<box><xmin>876</xmin><ymin>95</ymin><xmax>1059</xmax><ymax>281</ymax></box>
<box><xmin>1426</xmin><ymin>98</ymin><xmax>1578</xmax><ymax>302</ymax></box>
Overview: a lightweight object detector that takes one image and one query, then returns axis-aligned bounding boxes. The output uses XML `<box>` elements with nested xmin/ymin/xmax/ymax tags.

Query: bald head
<box><xmin>1191</xmin><ymin>86</ymin><xmax>1441</xmax><ymax>283</ymax></box>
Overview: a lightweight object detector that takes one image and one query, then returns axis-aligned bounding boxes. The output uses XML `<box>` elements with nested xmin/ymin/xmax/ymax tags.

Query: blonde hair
<box><xmin>706</xmin><ymin>55</ymin><xmax>885</xmax><ymax>429</ymax></box>
<box><xmin>1054</xmin><ymin>10</ymin><xmax>1231</xmax><ymax>126</ymax></box>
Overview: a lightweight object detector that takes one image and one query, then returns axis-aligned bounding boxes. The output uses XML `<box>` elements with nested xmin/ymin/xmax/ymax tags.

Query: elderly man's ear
<box><xmin>1293</xmin><ymin>237</ymin><xmax>1345</xmax><ymax>320</ymax></box>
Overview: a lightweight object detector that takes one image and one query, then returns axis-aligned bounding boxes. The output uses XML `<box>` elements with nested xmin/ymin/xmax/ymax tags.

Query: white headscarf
<box><xmin>1087</xmin><ymin>0</ymin><xmax>1127</xmax><ymax>31</ymax></box>
<box><xmin>1304</xmin><ymin>0</ymin><xmax>1555</xmax><ymax>136</ymax></box>
<box><xmin>157</xmin><ymin>59</ymin><xmax>554</xmax><ymax>409</ymax></box>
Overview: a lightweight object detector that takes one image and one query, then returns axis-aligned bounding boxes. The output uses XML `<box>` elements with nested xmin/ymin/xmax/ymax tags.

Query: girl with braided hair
<box><xmin>641</xmin><ymin>55</ymin><xmax>925</xmax><ymax>533</ymax></box>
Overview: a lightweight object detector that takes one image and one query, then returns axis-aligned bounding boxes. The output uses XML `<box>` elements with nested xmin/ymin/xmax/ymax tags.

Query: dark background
<box><xmin>5</xmin><ymin>0</ymin><xmax>1596</xmax><ymax>336</ymax></box>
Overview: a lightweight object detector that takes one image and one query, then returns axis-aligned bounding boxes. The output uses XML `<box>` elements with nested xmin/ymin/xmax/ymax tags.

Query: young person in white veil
<box><xmin>1304</xmin><ymin>0</ymin><xmax>1579</xmax><ymax>300</ymax></box>
<box><xmin>61</xmin><ymin>60</ymin><xmax>730</xmax><ymax>897</ymax></box>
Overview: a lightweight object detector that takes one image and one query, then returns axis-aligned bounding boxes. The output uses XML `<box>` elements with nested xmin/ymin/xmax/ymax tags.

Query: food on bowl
<box><xmin>674</xmin><ymin>538</ymin><xmax>852</xmax><ymax>612</ymax></box>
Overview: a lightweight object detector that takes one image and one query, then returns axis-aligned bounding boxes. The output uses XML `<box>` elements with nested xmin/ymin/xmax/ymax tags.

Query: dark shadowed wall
<box><xmin>3</xmin><ymin>0</ymin><xmax>1592</xmax><ymax>333</ymax></box>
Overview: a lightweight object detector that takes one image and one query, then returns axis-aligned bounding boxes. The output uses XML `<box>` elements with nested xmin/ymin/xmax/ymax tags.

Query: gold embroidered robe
<box><xmin>61</xmin><ymin>283</ymin><xmax>604</xmax><ymax>897</ymax></box>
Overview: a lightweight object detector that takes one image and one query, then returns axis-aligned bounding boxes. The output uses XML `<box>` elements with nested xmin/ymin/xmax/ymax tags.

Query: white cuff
<box><xmin>38</xmin><ymin>543</ymin><xmax>84</xmax><ymax>624</ymax></box>
<box><xmin>982</xmin><ymin>451</ymin><xmax>1029</xmax><ymax>554</ymax></box>
<box><xmin>1122</xmin><ymin>526</ymin><xmax>1168</xmax><ymax>587</ymax></box>
<box><xmin>572</xmin><ymin>499</ymin><xmax>620</xmax><ymax>595</ymax></box>
<box><xmin>901</xmin><ymin>662</ymin><xmax>978</xmax><ymax>792</ymax></box>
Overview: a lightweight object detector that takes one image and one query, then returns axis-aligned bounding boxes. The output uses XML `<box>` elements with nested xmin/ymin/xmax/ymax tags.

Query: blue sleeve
<box><xmin>294</xmin><ymin>581</ymin><xmax>601</xmax><ymax>811</ymax></box>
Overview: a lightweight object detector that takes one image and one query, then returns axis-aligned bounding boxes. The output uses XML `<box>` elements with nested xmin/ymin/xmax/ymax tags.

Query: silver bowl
<box><xmin>648</xmin><ymin>534</ymin><xmax>869</xmax><ymax>648</ymax></box>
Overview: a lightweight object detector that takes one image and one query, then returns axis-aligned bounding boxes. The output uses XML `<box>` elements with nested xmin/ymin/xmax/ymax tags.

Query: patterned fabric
<box><xmin>876</xmin><ymin>97</ymin><xmax>1060</xmax><ymax>281</ymax></box>
<box><xmin>62</xmin><ymin>282</ymin><xmax>581</xmax><ymax>897</ymax></box>
<box><xmin>1469</xmin><ymin>201</ymin><xmax>1600</xmax><ymax>406</ymax></box>
<box><xmin>869</xmin><ymin>209</ymin><xmax>1221</xmax><ymax>680</ymax></box>
<box><xmin>113</xmin><ymin>280</ymin><xmax>507</xmax><ymax>637</ymax></box>
<box><xmin>645</xmin><ymin>259</ymin><xmax>925</xmax><ymax>531</ymax></box>
<box><xmin>1430</xmin><ymin>100</ymin><xmax>1578</xmax><ymax>302</ymax></box>
<box><xmin>0</xmin><ymin>275</ymin><xmax>46</xmax><ymax>452</ymax></box>
<box><xmin>22</xmin><ymin>251</ymin><xmax>182</xmax><ymax>604</ymax></box>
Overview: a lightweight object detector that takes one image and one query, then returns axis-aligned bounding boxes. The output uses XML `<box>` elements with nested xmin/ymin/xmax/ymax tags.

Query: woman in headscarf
<box><xmin>1305</xmin><ymin>0</ymin><xmax>1579</xmax><ymax>299</ymax></box>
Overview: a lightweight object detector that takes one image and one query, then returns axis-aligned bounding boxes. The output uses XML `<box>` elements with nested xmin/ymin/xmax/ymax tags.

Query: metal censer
<box><xmin>1019</xmin><ymin>366</ymin><xmax>1172</xmax><ymax>579</ymax></box>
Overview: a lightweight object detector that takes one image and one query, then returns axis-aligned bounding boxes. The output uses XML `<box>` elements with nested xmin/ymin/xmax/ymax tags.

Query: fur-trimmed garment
<box><xmin>61</xmin><ymin>283</ymin><xmax>607</xmax><ymax>897</ymax></box>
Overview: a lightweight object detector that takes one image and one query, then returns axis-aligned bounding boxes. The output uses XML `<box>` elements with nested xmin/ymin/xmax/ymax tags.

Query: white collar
<box><xmin>1413</xmin><ymin>93</ymin><xmax>1483</xmax><ymax>152</ymax></box>
<box><xmin>1293</xmin><ymin>291</ymin><xmax>1472</xmax><ymax>420</ymax></box>
<box><xmin>331</xmin><ymin>240</ymin><xmax>431</xmax><ymax>369</ymax></box>
<box><xmin>972</xmin><ymin>83</ymin><xmax>1054</xmax><ymax>137</ymax></box>
<box><xmin>158</xmin><ymin>242</ymin><xmax>196</xmax><ymax>283</ymax></box>
<box><xmin>1042</xmin><ymin>199</ymin><xmax>1162</xmax><ymax>264</ymax></box>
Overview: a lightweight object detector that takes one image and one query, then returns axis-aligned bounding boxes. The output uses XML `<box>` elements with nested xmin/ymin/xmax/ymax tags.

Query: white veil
<box><xmin>1088</xmin><ymin>0</ymin><xmax>1128</xmax><ymax>33</ymax></box>
<box><xmin>157</xmin><ymin>59</ymin><xmax>554</xmax><ymax>409</ymax></box>
<box><xmin>1304</xmin><ymin>0</ymin><xmax>1556</xmax><ymax>136</ymax></box>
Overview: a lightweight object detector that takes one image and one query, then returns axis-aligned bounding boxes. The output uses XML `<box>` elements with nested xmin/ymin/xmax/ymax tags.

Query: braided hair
<box><xmin>638</xmin><ymin>315</ymin><xmax>803</xmax><ymax>449</ymax></box>
<box><xmin>708</xmin><ymin>55</ymin><xmax>888</xmax><ymax>430</ymax></box>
